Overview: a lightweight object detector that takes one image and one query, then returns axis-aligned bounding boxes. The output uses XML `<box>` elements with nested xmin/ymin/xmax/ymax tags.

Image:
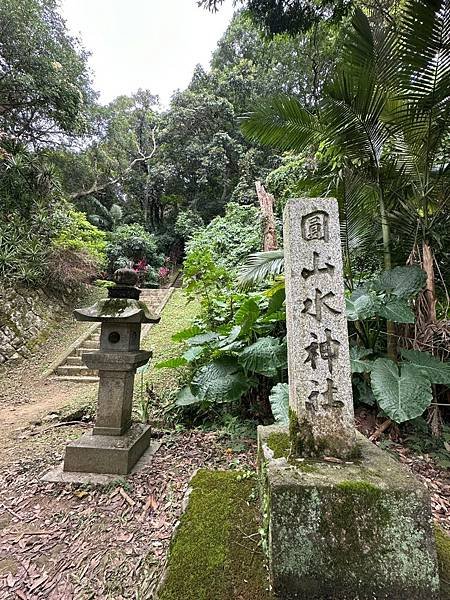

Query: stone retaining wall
<box><xmin>0</xmin><ymin>286</ymin><xmax>69</xmax><ymax>367</ymax></box>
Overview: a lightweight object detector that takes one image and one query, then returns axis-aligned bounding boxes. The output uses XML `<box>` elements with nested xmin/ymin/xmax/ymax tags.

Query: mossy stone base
<box><xmin>158</xmin><ymin>470</ymin><xmax>273</xmax><ymax>600</ymax></box>
<box><xmin>258</xmin><ymin>425</ymin><xmax>440</xmax><ymax>600</ymax></box>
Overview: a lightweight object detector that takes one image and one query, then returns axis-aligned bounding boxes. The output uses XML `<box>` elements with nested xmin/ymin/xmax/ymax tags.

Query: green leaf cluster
<box><xmin>105</xmin><ymin>224</ymin><xmax>163</xmax><ymax>274</ymax></box>
<box><xmin>346</xmin><ymin>266</ymin><xmax>426</xmax><ymax>324</ymax></box>
<box><xmin>351</xmin><ymin>349</ymin><xmax>450</xmax><ymax>423</ymax></box>
<box><xmin>157</xmin><ymin>281</ymin><xmax>287</xmax><ymax>412</ymax></box>
<box><xmin>53</xmin><ymin>210</ymin><xmax>107</xmax><ymax>266</ymax></box>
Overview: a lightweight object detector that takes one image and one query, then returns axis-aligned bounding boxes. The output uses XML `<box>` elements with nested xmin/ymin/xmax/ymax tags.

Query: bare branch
<box><xmin>69</xmin><ymin>127</ymin><xmax>157</xmax><ymax>201</ymax></box>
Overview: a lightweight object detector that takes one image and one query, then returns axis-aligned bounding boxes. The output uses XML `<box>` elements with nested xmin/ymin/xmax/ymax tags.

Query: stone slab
<box><xmin>42</xmin><ymin>439</ymin><xmax>161</xmax><ymax>484</ymax></box>
<box><xmin>63</xmin><ymin>423</ymin><xmax>152</xmax><ymax>475</ymax></box>
<box><xmin>258</xmin><ymin>425</ymin><xmax>440</xmax><ymax>600</ymax></box>
<box><xmin>284</xmin><ymin>198</ymin><xmax>355</xmax><ymax>458</ymax></box>
<box><xmin>82</xmin><ymin>350</ymin><xmax>151</xmax><ymax>371</ymax></box>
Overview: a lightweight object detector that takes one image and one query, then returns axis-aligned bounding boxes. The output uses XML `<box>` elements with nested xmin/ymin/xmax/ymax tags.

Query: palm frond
<box><xmin>240</xmin><ymin>96</ymin><xmax>322</xmax><ymax>151</ymax></box>
<box><xmin>324</xmin><ymin>70</ymin><xmax>390</xmax><ymax>166</ymax></box>
<box><xmin>237</xmin><ymin>250</ymin><xmax>285</xmax><ymax>290</ymax></box>
<box><xmin>338</xmin><ymin>171</ymin><xmax>380</xmax><ymax>255</ymax></box>
<box><xmin>399</xmin><ymin>0</ymin><xmax>450</xmax><ymax>105</ymax></box>
<box><xmin>344</xmin><ymin>8</ymin><xmax>398</xmax><ymax>88</ymax></box>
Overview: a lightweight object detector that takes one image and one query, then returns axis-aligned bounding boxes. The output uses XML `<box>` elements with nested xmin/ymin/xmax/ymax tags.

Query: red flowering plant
<box><xmin>158</xmin><ymin>266</ymin><xmax>170</xmax><ymax>283</ymax></box>
<box><xmin>133</xmin><ymin>258</ymin><xmax>148</xmax><ymax>286</ymax></box>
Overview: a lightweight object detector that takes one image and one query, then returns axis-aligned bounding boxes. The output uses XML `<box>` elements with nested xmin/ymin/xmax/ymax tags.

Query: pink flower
<box><xmin>158</xmin><ymin>266</ymin><xmax>170</xmax><ymax>281</ymax></box>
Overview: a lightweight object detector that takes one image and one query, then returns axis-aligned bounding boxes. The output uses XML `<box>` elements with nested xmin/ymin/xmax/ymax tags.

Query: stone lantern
<box><xmin>63</xmin><ymin>268</ymin><xmax>160</xmax><ymax>475</ymax></box>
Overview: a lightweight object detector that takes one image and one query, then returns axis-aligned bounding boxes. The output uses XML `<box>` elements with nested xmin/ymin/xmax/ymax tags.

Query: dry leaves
<box><xmin>0</xmin><ymin>431</ymin><xmax>255</xmax><ymax>599</ymax></box>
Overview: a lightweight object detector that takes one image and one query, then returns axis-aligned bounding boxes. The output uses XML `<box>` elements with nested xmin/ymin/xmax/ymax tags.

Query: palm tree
<box><xmin>87</xmin><ymin>199</ymin><xmax>124</xmax><ymax>231</ymax></box>
<box><xmin>240</xmin><ymin>0</ymin><xmax>450</xmax><ymax>330</ymax></box>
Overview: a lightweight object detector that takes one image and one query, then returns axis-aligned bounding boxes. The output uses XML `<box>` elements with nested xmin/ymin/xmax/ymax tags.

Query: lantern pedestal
<box><xmin>64</xmin><ymin>423</ymin><xmax>152</xmax><ymax>476</ymax></box>
<box><xmin>83</xmin><ymin>351</ymin><xmax>151</xmax><ymax>436</ymax></box>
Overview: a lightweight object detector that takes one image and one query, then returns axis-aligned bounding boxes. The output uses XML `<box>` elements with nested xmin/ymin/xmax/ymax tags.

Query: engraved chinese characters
<box><xmin>284</xmin><ymin>199</ymin><xmax>356</xmax><ymax>458</ymax></box>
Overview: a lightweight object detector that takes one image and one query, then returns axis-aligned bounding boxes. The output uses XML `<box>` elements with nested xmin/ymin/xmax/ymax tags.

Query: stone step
<box><xmin>82</xmin><ymin>340</ymin><xmax>100</xmax><ymax>349</ymax></box>
<box><xmin>65</xmin><ymin>355</ymin><xmax>83</xmax><ymax>366</ymax></box>
<box><xmin>56</xmin><ymin>365</ymin><xmax>97</xmax><ymax>377</ymax></box>
<box><xmin>49</xmin><ymin>375</ymin><xmax>99</xmax><ymax>383</ymax></box>
<box><xmin>76</xmin><ymin>347</ymin><xmax>100</xmax><ymax>356</ymax></box>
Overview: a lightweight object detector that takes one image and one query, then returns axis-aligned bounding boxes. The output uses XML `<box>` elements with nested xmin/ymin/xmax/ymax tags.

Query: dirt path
<box><xmin>0</xmin><ymin>288</ymin><xmax>172</xmax><ymax>466</ymax></box>
<box><xmin>0</xmin><ymin>312</ymin><xmax>97</xmax><ymax>465</ymax></box>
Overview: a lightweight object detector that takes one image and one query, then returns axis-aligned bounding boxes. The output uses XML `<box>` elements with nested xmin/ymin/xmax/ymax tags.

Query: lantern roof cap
<box><xmin>74</xmin><ymin>298</ymin><xmax>160</xmax><ymax>324</ymax></box>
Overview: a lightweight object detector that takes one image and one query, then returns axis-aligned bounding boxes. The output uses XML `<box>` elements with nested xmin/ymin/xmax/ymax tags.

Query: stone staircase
<box><xmin>54</xmin><ymin>327</ymin><xmax>101</xmax><ymax>381</ymax></box>
<box><xmin>45</xmin><ymin>287</ymin><xmax>174</xmax><ymax>382</ymax></box>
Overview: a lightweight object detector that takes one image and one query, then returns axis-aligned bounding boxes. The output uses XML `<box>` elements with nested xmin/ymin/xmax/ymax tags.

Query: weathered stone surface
<box><xmin>258</xmin><ymin>425</ymin><xmax>440</xmax><ymax>600</ymax></box>
<box><xmin>74</xmin><ymin>298</ymin><xmax>160</xmax><ymax>323</ymax></box>
<box><xmin>0</xmin><ymin>286</ymin><xmax>68</xmax><ymax>368</ymax></box>
<box><xmin>82</xmin><ymin>350</ymin><xmax>151</xmax><ymax>436</ymax></box>
<box><xmin>284</xmin><ymin>198</ymin><xmax>355</xmax><ymax>458</ymax></box>
<box><xmin>99</xmin><ymin>322</ymin><xmax>142</xmax><ymax>352</ymax></box>
<box><xmin>43</xmin><ymin>439</ymin><xmax>161</xmax><ymax>483</ymax></box>
<box><xmin>63</xmin><ymin>423</ymin><xmax>152</xmax><ymax>474</ymax></box>
<box><xmin>62</xmin><ymin>287</ymin><xmax>155</xmax><ymax>474</ymax></box>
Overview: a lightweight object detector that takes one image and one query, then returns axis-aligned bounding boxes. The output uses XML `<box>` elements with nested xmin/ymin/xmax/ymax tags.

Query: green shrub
<box><xmin>175</xmin><ymin>209</ymin><xmax>204</xmax><ymax>241</ymax></box>
<box><xmin>105</xmin><ymin>224</ymin><xmax>163</xmax><ymax>274</ymax></box>
<box><xmin>94</xmin><ymin>279</ymin><xmax>114</xmax><ymax>288</ymax></box>
<box><xmin>0</xmin><ymin>215</ymin><xmax>50</xmax><ymax>285</ymax></box>
<box><xmin>185</xmin><ymin>203</ymin><xmax>261</xmax><ymax>272</ymax></box>
<box><xmin>53</xmin><ymin>210</ymin><xmax>107</xmax><ymax>266</ymax></box>
<box><xmin>157</xmin><ymin>279</ymin><xmax>287</xmax><ymax>422</ymax></box>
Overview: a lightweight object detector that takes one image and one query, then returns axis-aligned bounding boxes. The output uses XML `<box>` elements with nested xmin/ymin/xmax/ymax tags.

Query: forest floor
<box><xmin>0</xmin><ymin>290</ymin><xmax>449</xmax><ymax>599</ymax></box>
<box><xmin>0</xmin><ymin>290</ymin><xmax>258</xmax><ymax>599</ymax></box>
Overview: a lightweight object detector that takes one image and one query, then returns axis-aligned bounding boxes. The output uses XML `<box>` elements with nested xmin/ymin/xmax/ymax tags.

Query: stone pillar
<box><xmin>82</xmin><ymin>352</ymin><xmax>150</xmax><ymax>436</ymax></box>
<box><xmin>284</xmin><ymin>198</ymin><xmax>356</xmax><ymax>459</ymax></box>
<box><xmin>256</xmin><ymin>197</ymin><xmax>440</xmax><ymax>599</ymax></box>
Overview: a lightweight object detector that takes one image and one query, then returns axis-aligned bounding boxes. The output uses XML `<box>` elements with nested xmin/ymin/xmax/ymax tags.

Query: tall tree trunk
<box><xmin>255</xmin><ymin>181</ymin><xmax>278</xmax><ymax>251</ymax></box>
<box><xmin>379</xmin><ymin>192</ymin><xmax>397</xmax><ymax>359</ymax></box>
<box><xmin>422</xmin><ymin>240</ymin><xmax>437</xmax><ymax>322</ymax></box>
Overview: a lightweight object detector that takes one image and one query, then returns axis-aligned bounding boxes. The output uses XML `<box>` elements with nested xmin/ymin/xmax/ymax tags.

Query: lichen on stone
<box><xmin>435</xmin><ymin>524</ymin><xmax>450</xmax><ymax>599</ymax></box>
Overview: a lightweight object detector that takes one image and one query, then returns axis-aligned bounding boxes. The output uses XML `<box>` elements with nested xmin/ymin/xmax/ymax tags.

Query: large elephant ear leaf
<box><xmin>175</xmin><ymin>386</ymin><xmax>201</xmax><ymax>406</ymax></box>
<box><xmin>238</xmin><ymin>336</ymin><xmax>287</xmax><ymax>377</ymax></box>
<box><xmin>172</xmin><ymin>325</ymin><xmax>203</xmax><ymax>342</ymax></box>
<box><xmin>377</xmin><ymin>297</ymin><xmax>415</xmax><ymax>323</ymax></box>
<box><xmin>370</xmin><ymin>358</ymin><xmax>432</xmax><ymax>423</ymax></box>
<box><xmin>350</xmin><ymin>347</ymin><xmax>373</xmax><ymax>373</ymax></box>
<box><xmin>346</xmin><ymin>290</ymin><xmax>379</xmax><ymax>321</ymax></box>
<box><xmin>375</xmin><ymin>265</ymin><xmax>426</xmax><ymax>298</ymax></box>
<box><xmin>400</xmin><ymin>349</ymin><xmax>450</xmax><ymax>385</ymax></box>
<box><xmin>235</xmin><ymin>298</ymin><xmax>260</xmax><ymax>335</ymax></box>
<box><xmin>269</xmin><ymin>383</ymin><xmax>289</xmax><ymax>425</ymax></box>
<box><xmin>191</xmin><ymin>358</ymin><xmax>254</xmax><ymax>403</ymax></box>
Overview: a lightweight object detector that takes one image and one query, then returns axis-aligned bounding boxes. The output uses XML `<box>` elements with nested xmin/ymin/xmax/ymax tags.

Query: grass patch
<box><xmin>141</xmin><ymin>290</ymin><xmax>199</xmax><ymax>397</ymax></box>
<box><xmin>158</xmin><ymin>469</ymin><xmax>272</xmax><ymax>600</ymax></box>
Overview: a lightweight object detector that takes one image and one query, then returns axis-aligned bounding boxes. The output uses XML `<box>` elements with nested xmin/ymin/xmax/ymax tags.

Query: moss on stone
<box><xmin>158</xmin><ymin>470</ymin><xmax>273</xmax><ymax>600</ymax></box>
<box><xmin>293</xmin><ymin>461</ymin><xmax>319</xmax><ymax>473</ymax></box>
<box><xmin>289</xmin><ymin>409</ymin><xmax>316</xmax><ymax>458</ymax></box>
<box><xmin>267</xmin><ymin>432</ymin><xmax>290</xmax><ymax>459</ymax></box>
<box><xmin>435</xmin><ymin>524</ymin><xmax>450</xmax><ymax>599</ymax></box>
<box><xmin>260</xmin><ymin>427</ymin><xmax>440</xmax><ymax>599</ymax></box>
<box><xmin>288</xmin><ymin>408</ymin><xmax>361</xmax><ymax>460</ymax></box>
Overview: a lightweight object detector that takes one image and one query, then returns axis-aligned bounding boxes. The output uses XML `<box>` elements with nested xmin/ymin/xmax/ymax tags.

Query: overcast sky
<box><xmin>60</xmin><ymin>0</ymin><xmax>236</xmax><ymax>107</ymax></box>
